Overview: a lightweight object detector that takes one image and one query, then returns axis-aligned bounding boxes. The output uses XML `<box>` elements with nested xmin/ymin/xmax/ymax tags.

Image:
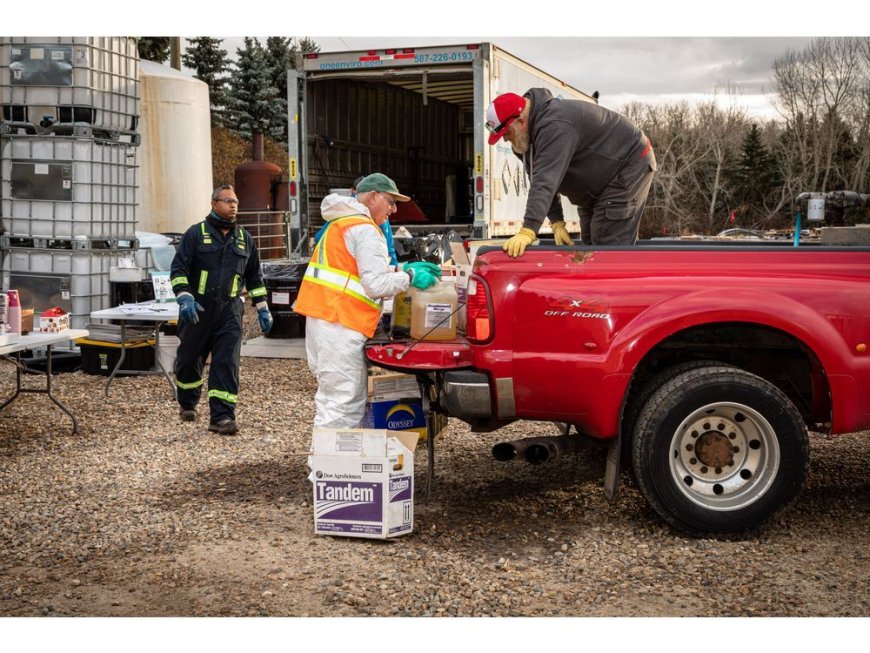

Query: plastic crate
<box><xmin>0</xmin><ymin>134</ymin><xmax>138</xmax><ymax>240</ymax></box>
<box><xmin>78</xmin><ymin>337</ymin><xmax>154</xmax><ymax>376</ymax></box>
<box><xmin>1</xmin><ymin>249</ymin><xmax>118</xmax><ymax>330</ymax></box>
<box><xmin>0</xmin><ymin>37</ymin><xmax>139</xmax><ymax>133</ymax></box>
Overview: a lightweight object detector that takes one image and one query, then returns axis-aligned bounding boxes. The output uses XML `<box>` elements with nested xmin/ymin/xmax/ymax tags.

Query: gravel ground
<box><xmin>1</xmin><ymin>349</ymin><xmax>868</xmax><ymax>618</ymax></box>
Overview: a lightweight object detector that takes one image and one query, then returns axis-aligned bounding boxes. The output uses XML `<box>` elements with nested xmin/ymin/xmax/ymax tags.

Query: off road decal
<box><xmin>544</xmin><ymin>297</ymin><xmax>610</xmax><ymax>320</ymax></box>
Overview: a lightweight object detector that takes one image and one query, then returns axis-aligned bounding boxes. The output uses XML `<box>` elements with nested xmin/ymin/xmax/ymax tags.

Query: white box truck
<box><xmin>286</xmin><ymin>42</ymin><xmax>596</xmax><ymax>254</ymax></box>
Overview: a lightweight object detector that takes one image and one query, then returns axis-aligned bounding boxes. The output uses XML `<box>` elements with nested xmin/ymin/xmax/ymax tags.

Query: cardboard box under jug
<box><xmin>364</xmin><ymin>373</ymin><xmax>427</xmax><ymax>440</ymax></box>
<box><xmin>309</xmin><ymin>428</ymin><xmax>419</xmax><ymax>539</ymax></box>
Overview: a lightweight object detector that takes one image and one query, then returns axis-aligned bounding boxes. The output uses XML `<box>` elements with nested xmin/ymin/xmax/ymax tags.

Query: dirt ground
<box><xmin>1</xmin><ymin>355</ymin><xmax>868</xmax><ymax>623</ymax></box>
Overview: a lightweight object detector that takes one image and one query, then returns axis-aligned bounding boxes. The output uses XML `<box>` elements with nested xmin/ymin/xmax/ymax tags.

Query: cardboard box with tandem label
<box><xmin>309</xmin><ymin>428</ymin><xmax>419</xmax><ymax>539</ymax></box>
<box><xmin>362</xmin><ymin>373</ymin><xmax>427</xmax><ymax>440</ymax></box>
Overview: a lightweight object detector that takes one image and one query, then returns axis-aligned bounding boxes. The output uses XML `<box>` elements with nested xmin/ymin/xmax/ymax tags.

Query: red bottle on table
<box><xmin>6</xmin><ymin>289</ymin><xmax>21</xmax><ymax>335</ymax></box>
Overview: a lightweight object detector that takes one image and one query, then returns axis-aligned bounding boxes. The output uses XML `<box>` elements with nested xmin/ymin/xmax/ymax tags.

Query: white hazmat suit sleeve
<box><xmin>344</xmin><ymin>222</ymin><xmax>411</xmax><ymax>299</ymax></box>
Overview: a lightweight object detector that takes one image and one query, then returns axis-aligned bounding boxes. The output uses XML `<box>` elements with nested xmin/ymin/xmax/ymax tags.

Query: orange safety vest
<box><xmin>294</xmin><ymin>215</ymin><xmax>384</xmax><ymax>337</ymax></box>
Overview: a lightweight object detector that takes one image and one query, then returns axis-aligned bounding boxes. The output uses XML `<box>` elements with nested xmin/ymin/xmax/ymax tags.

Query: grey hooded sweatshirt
<box><xmin>518</xmin><ymin>87</ymin><xmax>655</xmax><ymax>232</ymax></box>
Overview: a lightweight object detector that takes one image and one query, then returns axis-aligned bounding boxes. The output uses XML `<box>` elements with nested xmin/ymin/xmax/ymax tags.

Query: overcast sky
<box><xmin>220</xmin><ymin>36</ymin><xmax>814</xmax><ymax>120</ymax></box>
<box><xmin>13</xmin><ymin>1</ymin><xmax>854</xmax><ymax>120</ymax></box>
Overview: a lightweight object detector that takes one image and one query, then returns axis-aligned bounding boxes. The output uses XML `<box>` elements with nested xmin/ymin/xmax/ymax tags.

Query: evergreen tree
<box><xmin>264</xmin><ymin>37</ymin><xmax>294</xmax><ymax>105</ymax></box>
<box><xmin>225</xmin><ymin>38</ymin><xmax>284</xmax><ymax>142</ymax></box>
<box><xmin>263</xmin><ymin>37</ymin><xmax>293</xmax><ymax>141</ymax></box>
<box><xmin>263</xmin><ymin>37</ymin><xmax>321</xmax><ymax>140</ymax></box>
<box><xmin>290</xmin><ymin>37</ymin><xmax>321</xmax><ymax>74</ymax></box>
<box><xmin>732</xmin><ymin>124</ymin><xmax>781</xmax><ymax>225</ymax></box>
<box><xmin>182</xmin><ymin>37</ymin><xmax>231</xmax><ymax>126</ymax></box>
<box><xmin>822</xmin><ymin>111</ymin><xmax>859</xmax><ymax>190</ymax></box>
<box><xmin>137</xmin><ymin>37</ymin><xmax>171</xmax><ymax>63</ymax></box>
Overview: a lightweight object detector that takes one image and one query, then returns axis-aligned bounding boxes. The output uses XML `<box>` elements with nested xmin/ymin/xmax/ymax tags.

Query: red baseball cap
<box><xmin>485</xmin><ymin>92</ymin><xmax>526</xmax><ymax>145</ymax></box>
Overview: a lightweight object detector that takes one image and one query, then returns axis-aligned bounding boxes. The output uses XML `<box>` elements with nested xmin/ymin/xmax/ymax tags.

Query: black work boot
<box><xmin>179</xmin><ymin>408</ymin><xmax>197</xmax><ymax>422</ymax></box>
<box><xmin>208</xmin><ymin>418</ymin><xmax>239</xmax><ymax>435</ymax></box>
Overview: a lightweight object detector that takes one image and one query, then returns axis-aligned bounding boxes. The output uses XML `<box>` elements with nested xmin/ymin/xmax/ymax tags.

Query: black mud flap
<box><xmin>604</xmin><ymin>435</ymin><xmax>621</xmax><ymax>500</ymax></box>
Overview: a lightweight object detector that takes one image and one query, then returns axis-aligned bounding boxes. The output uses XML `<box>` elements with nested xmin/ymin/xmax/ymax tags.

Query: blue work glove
<box><xmin>257</xmin><ymin>306</ymin><xmax>273</xmax><ymax>334</ymax></box>
<box><xmin>403</xmin><ymin>261</ymin><xmax>442</xmax><ymax>290</ymax></box>
<box><xmin>177</xmin><ymin>294</ymin><xmax>204</xmax><ymax>326</ymax></box>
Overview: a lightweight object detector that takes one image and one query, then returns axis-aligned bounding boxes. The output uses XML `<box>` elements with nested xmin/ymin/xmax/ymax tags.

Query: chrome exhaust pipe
<box><xmin>492</xmin><ymin>438</ymin><xmax>533</xmax><ymax>461</ymax></box>
<box><xmin>493</xmin><ymin>434</ymin><xmax>587</xmax><ymax>464</ymax></box>
<box><xmin>525</xmin><ymin>434</ymin><xmax>588</xmax><ymax>464</ymax></box>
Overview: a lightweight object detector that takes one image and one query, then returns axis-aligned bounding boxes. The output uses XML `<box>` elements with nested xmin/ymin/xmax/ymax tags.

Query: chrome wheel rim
<box><xmin>669</xmin><ymin>401</ymin><xmax>780</xmax><ymax>511</ymax></box>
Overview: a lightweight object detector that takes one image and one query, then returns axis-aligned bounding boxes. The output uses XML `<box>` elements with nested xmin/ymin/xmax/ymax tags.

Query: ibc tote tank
<box><xmin>138</xmin><ymin>60</ymin><xmax>212</xmax><ymax>233</ymax></box>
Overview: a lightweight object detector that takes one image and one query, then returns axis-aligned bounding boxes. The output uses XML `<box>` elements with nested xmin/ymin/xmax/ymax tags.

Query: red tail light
<box><xmin>465</xmin><ymin>275</ymin><xmax>492</xmax><ymax>342</ymax></box>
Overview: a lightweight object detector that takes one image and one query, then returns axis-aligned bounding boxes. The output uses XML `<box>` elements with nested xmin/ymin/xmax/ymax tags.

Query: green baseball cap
<box><xmin>356</xmin><ymin>173</ymin><xmax>410</xmax><ymax>202</ymax></box>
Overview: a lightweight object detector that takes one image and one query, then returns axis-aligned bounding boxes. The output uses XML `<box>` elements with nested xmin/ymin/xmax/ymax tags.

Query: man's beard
<box><xmin>511</xmin><ymin>127</ymin><xmax>530</xmax><ymax>154</ymax></box>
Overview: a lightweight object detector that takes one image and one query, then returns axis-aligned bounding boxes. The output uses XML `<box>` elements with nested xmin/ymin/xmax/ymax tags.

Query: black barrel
<box><xmin>261</xmin><ymin>259</ymin><xmax>308</xmax><ymax>339</ymax></box>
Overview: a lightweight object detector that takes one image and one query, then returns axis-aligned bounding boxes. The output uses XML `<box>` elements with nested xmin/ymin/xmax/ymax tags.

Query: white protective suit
<box><xmin>305</xmin><ymin>194</ymin><xmax>411</xmax><ymax>428</ymax></box>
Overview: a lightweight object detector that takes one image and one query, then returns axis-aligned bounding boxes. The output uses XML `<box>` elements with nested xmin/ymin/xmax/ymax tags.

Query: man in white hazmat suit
<box><xmin>294</xmin><ymin>173</ymin><xmax>442</xmax><ymax>428</ymax></box>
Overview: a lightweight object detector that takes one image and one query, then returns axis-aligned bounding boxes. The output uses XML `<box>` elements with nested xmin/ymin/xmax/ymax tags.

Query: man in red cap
<box><xmin>486</xmin><ymin>88</ymin><xmax>656</xmax><ymax>256</ymax></box>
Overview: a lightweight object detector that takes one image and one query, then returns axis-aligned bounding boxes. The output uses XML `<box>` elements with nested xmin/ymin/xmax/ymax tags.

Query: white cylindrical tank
<box><xmin>138</xmin><ymin>60</ymin><xmax>212</xmax><ymax>234</ymax></box>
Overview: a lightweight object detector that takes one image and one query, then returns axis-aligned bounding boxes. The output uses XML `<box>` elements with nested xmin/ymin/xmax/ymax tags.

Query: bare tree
<box><xmin>844</xmin><ymin>37</ymin><xmax>870</xmax><ymax>190</ymax></box>
<box><xmin>629</xmin><ymin>101</ymin><xmax>735</xmax><ymax>236</ymax></box>
<box><xmin>773</xmin><ymin>37</ymin><xmax>867</xmax><ymax>198</ymax></box>
<box><xmin>692</xmin><ymin>88</ymin><xmax>750</xmax><ymax>234</ymax></box>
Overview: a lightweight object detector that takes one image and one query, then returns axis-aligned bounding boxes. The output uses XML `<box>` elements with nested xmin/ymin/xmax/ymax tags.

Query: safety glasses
<box><xmin>485</xmin><ymin>114</ymin><xmax>520</xmax><ymax>136</ymax></box>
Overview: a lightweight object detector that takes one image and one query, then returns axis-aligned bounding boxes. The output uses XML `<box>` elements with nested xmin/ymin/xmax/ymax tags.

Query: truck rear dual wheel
<box><xmin>622</xmin><ymin>360</ymin><xmax>724</xmax><ymax>482</ymax></box>
<box><xmin>631</xmin><ymin>365</ymin><xmax>809</xmax><ymax>536</ymax></box>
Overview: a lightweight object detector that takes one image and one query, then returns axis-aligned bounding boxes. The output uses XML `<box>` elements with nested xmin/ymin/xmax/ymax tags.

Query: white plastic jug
<box><xmin>409</xmin><ymin>280</ymin><xmax>458</xmax><ymax>341</ymax></box>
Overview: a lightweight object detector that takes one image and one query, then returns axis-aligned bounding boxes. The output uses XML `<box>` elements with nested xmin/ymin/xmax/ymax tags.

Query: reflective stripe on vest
<box><xmin>293</xmin><ymin>215</ymin><xmax>383</xmax><ymax>337</ymax></box>
<box><xmin>198</xmin><ymin>271</ymin><xmax>208</xmax><ymax>294</ymax></box>
<box><xmin>303</xmin><ymin>262</ymin><xmax>379</xmax><ymax>310</ymax></box>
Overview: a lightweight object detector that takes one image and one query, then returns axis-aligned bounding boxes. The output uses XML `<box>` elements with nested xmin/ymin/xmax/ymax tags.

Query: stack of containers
<box><xmin>0</xmin><ymin>37</ymin><xmax>141</xmax><ymax>329</ymax></box>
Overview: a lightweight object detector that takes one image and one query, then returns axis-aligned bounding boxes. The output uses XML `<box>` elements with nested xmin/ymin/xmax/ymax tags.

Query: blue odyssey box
<box><xmin>363</xmin><ymin>373</ymin><xmax>426</xmax><ymax>439</ymax></box>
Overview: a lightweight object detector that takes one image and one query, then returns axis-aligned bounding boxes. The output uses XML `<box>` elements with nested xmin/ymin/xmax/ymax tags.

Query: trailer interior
<box><xmin>302</xmin><ymin>67</ymin><xmax>476</xmax><ymax>232</ymax></box>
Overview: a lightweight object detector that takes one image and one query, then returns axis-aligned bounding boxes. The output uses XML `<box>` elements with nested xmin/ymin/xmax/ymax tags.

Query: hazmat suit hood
<box><xmin>320</xmin><ymin>193</ymin><xmax>371</xmax><ymax>222</ymax></box>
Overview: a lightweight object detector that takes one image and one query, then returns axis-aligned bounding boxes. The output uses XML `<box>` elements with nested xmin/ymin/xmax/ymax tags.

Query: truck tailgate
<box><xmin>365</xmin><ymin>338</ymin><xmax>474</xmax><ymax>372</ymax></box>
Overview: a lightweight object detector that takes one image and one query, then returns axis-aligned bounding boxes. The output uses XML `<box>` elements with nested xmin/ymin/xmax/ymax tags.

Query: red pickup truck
<box><xmin>366</xmin><ymin>242</ymin><xmax>870</xmax><ymax>535</ymax></box>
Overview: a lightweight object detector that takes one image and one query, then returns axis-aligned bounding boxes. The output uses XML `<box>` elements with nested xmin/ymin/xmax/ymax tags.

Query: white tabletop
<box><xmin>91</xmin><ymin>301</ymin><xmax>179</xmax><ymax>322</ymax></box>
<box><xmin>0</xmin><ymin>329</ymin><xmax>89</xmax><ymax>356</ymax></box>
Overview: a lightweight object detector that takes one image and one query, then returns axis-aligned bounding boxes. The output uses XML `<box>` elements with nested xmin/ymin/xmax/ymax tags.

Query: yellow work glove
<box><xmin>551</xmin><ymin>221</ymin><xmax>575</xmax><ymax>246</ymax></box>
<box><xmin>503</xmin><ymin>227</ymin><xmax>537</xmax><ymax>257</ymax></box>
